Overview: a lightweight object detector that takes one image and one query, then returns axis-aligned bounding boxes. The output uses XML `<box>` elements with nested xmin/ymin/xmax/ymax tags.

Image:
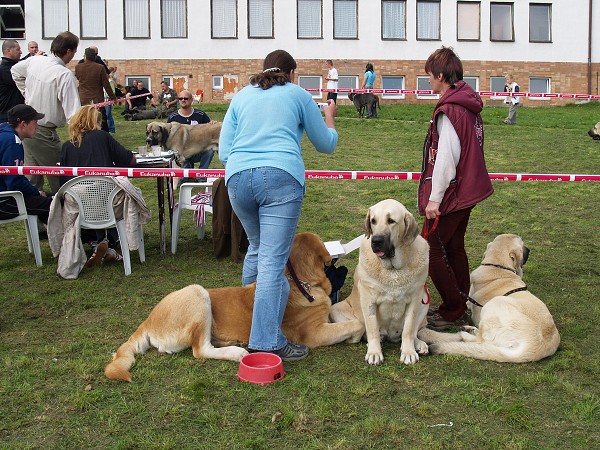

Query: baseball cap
<box><xmin>7</xmin><ymin>104</ymin><xmax>45</xmax><ymax>123</ymax></box>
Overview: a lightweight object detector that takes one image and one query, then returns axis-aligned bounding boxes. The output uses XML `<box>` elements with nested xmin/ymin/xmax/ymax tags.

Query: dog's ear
<box><xmin>364</xmin><ymin>208</ymin><xmax>373</xmax><ymax>238</ymax></box>
<box><xmin>402</xmin><ymin>210</ymin><xmax>419</xmax><ymax>246</ymax></box>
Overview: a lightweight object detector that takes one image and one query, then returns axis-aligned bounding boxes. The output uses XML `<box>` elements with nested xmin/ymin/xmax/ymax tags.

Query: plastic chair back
<box><xmin>0</xmin><ymin>190</ymin><xmax>42</xmax><ymax>266</ymax></box>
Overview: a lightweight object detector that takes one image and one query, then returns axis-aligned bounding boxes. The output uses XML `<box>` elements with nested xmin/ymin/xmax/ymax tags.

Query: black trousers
<box><xmin>0</xmin><ymin>194</ymin><xmax>53</xmax><ymax>224</ymax></box>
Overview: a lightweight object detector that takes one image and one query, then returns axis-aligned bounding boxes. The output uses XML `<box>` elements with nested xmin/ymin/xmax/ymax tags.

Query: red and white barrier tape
<box><xmin>1</xmin><ymin>166</ymin><xmax>598</xmax><ymax>182</ymax></box>
<box><xmin>308</xmin><ymin>88</ymin><xmax>600</xmax><ymax>100</ymax></box>
<box><xmin>94</xmin><ymin>91</ymin><xmax>159</xmax><ymax>108</ymax></box>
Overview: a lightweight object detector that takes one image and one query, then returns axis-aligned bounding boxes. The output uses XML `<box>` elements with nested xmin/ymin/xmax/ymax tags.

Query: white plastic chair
<box><xmin>56</xmin><ymin>176</ymin><xmax>145</xmax><ymax>276</ymax></box>
<box><xmin>171</xmin><ymin>180</ymin><xmax>214</xmax><ymax>254</ymax></box>
<box><xmin>0</xmin><ymin>191</ymin><xmax>43</xmax><ymax>266</ymax></box>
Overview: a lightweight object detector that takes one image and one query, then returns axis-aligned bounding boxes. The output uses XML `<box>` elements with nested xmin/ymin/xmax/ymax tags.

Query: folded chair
<box><xmin>0</xmin><ymin>191</ymin><xmax>43</xmax><ymax>266</ymax></box>
<box><xmin>171</xmin><ymin>181</ymin><xmax>213</xmax><ymax>254</ymax></box>
<box><xmin>56</xmin><ymin>176</ymin><xmax>145</xmax><ymax>276</ymax></box>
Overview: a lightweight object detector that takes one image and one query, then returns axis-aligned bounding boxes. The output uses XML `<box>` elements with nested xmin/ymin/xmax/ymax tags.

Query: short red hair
<box><xmin>424</xmin><ymin>47</ymin><xmax>463</xmax><ymax>85</ymax></box>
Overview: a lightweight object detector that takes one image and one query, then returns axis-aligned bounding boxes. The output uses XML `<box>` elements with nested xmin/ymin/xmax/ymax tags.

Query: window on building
<box><xmin>463</xmin><ymin>76</ymin><xmax>479</xmax><ymax>92</ymax></box>
<box><xmin>337</xmin><ymin>75</ymin><xmax>358</xmax><ymax>99</ymax></box>
<box><xmin>333</xmin><ymin>0</ymin><xmax>357</xmax><ymax>39</ymax></box>
<box><xmin>457</xmin><ymin>1</ymin><xmax>480</xmax><ymax>41</ymax></box>
<box><xmin>125</xmin><ymin>76</ymin><xmax>151</xmax><ymax>90</ymax></box>
<box><xmin>416</xmin><ymin>76</ymin><xmax>439</xmax><ymax>99</ymax></box>
<box><xmin>124</xmin><ymin>0</ymin><xmax>150</xmax><ymax>38</ymax></box>
<box><xmin>417</xmin><ymin>0</ymin><xmax>440</xmax><ymax>40</ymax></box>
<box><xmin>43</xmin><ymin>0</ymin><xmax>69</xmax><ymax>39</ymax></box>
<box><xmin>161</xmin><ymin>0</ymin><xmax>187</xmax><ymax>38</ymax></box>
<box><xmin>382</xmin><ymin>76</ymin><xmax>405</xmax><ymax>100</ymax></box>
<box><xmin>490</xmin><ymin>2</ymin><xmax>513</xmax><ymax>41</ymax></box>
<box><xmin>297</xmin><ymin>0</ymin><xmax>322</xmax><ymax>38</ymax></box>
<box><xmin>248</xmin><ymin>0</ymin><xmax>273</xmax><ymax>38</ymax></box>
<box><xmin>298</xmin><ymin>75</ymin><xmax>322</xmax><ymax>99</ymax></box>
<box><xmin>0</xmin><ymin>1</ymin><xmax>25</xmax><ymax>39</ymax></box>
<box><xmin>529</xmin><ymin>3</ymin><xmax>551</xmax><ymax>42</ymax></box>
<box><xmin>490</xmin><ymin>75</ymin><xmax>506</xmax><ymax>99</ymax></box>
<box><xmin>81</xmin><ymin>0</ymin><xmax>106</xmax><ymax>39</ymax></box>
<box><xmin>213</xmin><ymin>75</ymin><xmax>224</xmax><ymax>89</ymax></box>
<box><xmin>529</xmin><ymin>76</ymin><xmax>550</xmax><ymax>99</ymax></box>
<box><xmin>382</xmin><ymin>0</ymin><xmax>406</xmax><ymax>40</ymax></box>
<box><xmin>212</xmin><ymin>0</ymin><xmax>237</xmax><ymax>38</ymax></box>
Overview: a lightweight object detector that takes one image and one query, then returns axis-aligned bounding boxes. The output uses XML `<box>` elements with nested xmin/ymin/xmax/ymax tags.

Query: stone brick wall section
<box><xmin>70</xmin><ymin>59</ymin><xmax>600</xmax><ymax>106</ymax></box>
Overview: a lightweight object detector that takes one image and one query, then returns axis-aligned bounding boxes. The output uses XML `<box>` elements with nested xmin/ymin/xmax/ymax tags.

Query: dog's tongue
<box><xmin>375</xmin><ymin>251</ymin><xmax>385</xmax><ymax>257</ymax></box>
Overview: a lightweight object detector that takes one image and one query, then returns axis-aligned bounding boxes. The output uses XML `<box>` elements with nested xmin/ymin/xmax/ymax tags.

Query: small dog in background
<box><xmin>348</xmin><ymin>93</ymin><xmax>381</xmax><ymax>119</ymax></box>
<box><xmin>588</xmin><ymin>122</ymin><xmax>600</xmax><ymax>140</ymax></box>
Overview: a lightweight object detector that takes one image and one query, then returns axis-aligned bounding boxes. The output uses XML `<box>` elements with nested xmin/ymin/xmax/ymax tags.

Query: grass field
<box><xmin>1</xmin><ymin>101</ymin><xmax>599</xmax><ymax>449</ymax></box>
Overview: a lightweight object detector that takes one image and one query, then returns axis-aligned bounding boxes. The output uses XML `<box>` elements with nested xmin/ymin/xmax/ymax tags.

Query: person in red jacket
<box><xmin>418</xmin><ymin>47</ymin><xmax>494</xmax><ymax>330</ymax></box>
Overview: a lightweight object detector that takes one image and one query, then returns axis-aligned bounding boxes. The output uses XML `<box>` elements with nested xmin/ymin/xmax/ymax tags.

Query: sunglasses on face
<box><xmin>178</xmin><ymin>97</ymin><xmax>190</xmax><ymax>100</ymax></box>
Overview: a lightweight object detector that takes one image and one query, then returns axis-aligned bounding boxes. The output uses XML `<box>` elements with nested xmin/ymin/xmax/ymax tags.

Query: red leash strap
<box><xmin>420</xmin><ymin>215</ymin><xmax>439</xmax><ymax>305</ymax></box>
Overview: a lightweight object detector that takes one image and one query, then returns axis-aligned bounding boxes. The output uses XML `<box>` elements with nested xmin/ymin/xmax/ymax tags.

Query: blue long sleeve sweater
<box><xmin>219</xmin><ymin>82</ymin><xmax>338</xmax><ymax>187</ymax></box>
<box><xmin>0</xmin><ymin>122</ymin><xmax>39</xmax><ymax>196</ymax></box>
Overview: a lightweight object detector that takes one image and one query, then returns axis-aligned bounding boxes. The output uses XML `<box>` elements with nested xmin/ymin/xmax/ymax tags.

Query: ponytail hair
<box><xmin>250</xmin><ymin>49</ymin><xmax>297</xmax><ymax>90</ymax></box>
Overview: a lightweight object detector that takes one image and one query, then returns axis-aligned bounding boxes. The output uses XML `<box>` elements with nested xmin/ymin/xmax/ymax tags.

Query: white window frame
<box><xmin>212</xmin><ymin>0</ymin><xmax>237</xmax><ymax>38</ymax></box>
<box><xmin>416</xmin><ymin>76</ymin><xmax>439</xmax><ymax>100</ymax></box>
<box><xmin>248</xmin><ymin>0</ymin><xmax>273</xmax><ymax>38</ymax></box>
<box><xmin>43</xmin><ymin>0</ymin><xmax>69</xmax><ymax>39</ymax></box>
<box><xmin>457</xmin><ymin>1</ymin><xmax>480</xmax><ymax>41</ymax></box>
<box><xmin>490</xmin><ymin>76</ymin><xmax>507</xmax><ymax>100</ymax></box>
<box><xmin>382</xmin><ymin>0</ymin><xmax>406</xmax><ymax>41</ymax></box>
<box><xmin>529</xmin><ymin>76</ymin><xmax>551</xmax><ymax>101</ymax></box>
<box><xmin>161</xmin><ymin>0</ymin><xmax>187</xmax><ymax>38</ymax></box>
<box><xmin>416</xmin><ymin>0</ymin><xmax>440</xmax><ymax>41</ymax></box>
<box><xmin>337</xmin><ymin>75</ymin><xmax>358</xmax><ymax>100</ymax></box>
<box><xmin>333</xmin><ymin>0</ymin><xmax>357</xmax><ymax>39</ymax></box>
<box><xmin>529</xmin><ymin>3</ymin><xmax>551</xmax><ymax>43</ymax></box>
<box><xmin>213</xmin><ymin>75</ymin><xmax>224</xmax><ymax>90</ymax></box>
<box><xmin>297</xmin><ymin>0</ymin><xmax>322</xmax><ymax>39</ymax></box>
<box><xmin>298</xmin><ymin>75</ymin><xmax>322</xmax><ymax>99</ymax></box>
<box><xmin>463</xmin><ymin>76</ymin><xmax>479</xmax><ymax>92</ymax></box>
<box><xmin>80</xmin><ymin>0</ymin><xmax>106</xmax><ymax>39</ymax></box>
<box><xmin>382</xmin><ymin>76</ymin><xmax>405</xmax><ymax>100</ymax></box>
<box><xmin>490</xmin><ymin>2</ymin><xmax>514</xmax><ymax>42</ymax></box>
<box><xmin>124</xmin><ymin>0</ymin><xmax>150</xmax><ymax>39</ymax></box>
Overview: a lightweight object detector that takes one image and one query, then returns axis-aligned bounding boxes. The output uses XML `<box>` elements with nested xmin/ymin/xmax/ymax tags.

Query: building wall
<box><xmin>20</xmin><ymin>0</ymin><xmax>600</xmax><ymax>103</ymax></box>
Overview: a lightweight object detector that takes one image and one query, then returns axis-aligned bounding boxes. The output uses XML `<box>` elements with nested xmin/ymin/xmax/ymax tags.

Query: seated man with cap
<box><xmin>0</xmin><ymin>104</ymin><xmax>52</xmax><ymax>224</ymax></box>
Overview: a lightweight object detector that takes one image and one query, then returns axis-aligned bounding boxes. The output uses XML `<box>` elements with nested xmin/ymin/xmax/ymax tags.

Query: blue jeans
<box><xmin>105</xmin><ymin>105</ymin><xmax>115</xmax><ymax>133</ymax></box>
<box><xmin>227</xmin><ymin>167</ymin><xmax>304</xmax><ymax>351</ymax></box>
<box><xmin>186</xmin><ymin>150</ymin><xmax>214</xmax><ymax>170</ymax></box>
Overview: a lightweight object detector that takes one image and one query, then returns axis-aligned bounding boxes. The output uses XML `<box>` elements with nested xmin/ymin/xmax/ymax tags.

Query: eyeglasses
<box><xmin>178</xmin><ymin>97</ymin><xmax>191</xmax><ymax>100</ymax></box>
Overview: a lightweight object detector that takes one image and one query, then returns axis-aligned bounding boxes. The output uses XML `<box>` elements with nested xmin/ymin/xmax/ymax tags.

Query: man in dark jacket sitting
<box><xmin>0</xmin><ymin>40</ymin><xmax>25</xmax><ymax>123</ymax></box>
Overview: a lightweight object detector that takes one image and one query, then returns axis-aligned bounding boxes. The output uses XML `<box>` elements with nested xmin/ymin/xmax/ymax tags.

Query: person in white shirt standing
<box><xmin>11</xmin><ymin>31</ymin><xmax>81</xmax><ymax>194</ymax></box>
<box><xmin>503</xmin><ymin>74</ymin><xmax>520</xmax><ymax>125</ymax></box>
<box><xmin>325</xmin><ymin>59</ymin><xmax>339</xmax><ymax>104</ymax></box>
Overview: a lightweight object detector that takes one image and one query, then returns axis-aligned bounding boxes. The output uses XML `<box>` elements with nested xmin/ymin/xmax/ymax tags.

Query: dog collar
<box><xmin>480</xmin><ymin>263</ymin><xmax>517</xmax><ymax>274</ymax></box>
<box><xmin>504</xmin><ymin>286</ymin><xmax>528</xmax><ymax>296</ymax></box>
<box><xmin>286</xmin><ymin>260</ymin><xmax>315</xmax><ymax>302</ymax></box>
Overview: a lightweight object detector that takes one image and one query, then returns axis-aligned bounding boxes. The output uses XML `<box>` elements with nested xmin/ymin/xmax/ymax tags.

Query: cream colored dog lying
<box><xmin>331</xmin><ymin>199</ymin><xmax>430</xmax><ymax>366</ymax></box>
<box><xmin>418</xmin><ymin>234</ymin><xmax>560</xmax><ymax>362</ymax></box>
<box><xmin>105</xmin><ymin>232</ymin><xmax>364</xmax><ymax>382</ymax></box>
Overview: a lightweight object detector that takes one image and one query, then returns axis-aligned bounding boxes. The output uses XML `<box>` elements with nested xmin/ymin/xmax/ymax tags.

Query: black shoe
<box><xmin>269</xmin><ymin>342</ymin><xmax>309</xmax><ymax>361</ymax></box>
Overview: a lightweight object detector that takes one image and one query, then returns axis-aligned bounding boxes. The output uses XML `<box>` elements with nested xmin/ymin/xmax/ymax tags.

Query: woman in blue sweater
<box><xmin>219</xmin><ymin>49</ymin><xmax>338</xmax><ymax>361</ymax></box>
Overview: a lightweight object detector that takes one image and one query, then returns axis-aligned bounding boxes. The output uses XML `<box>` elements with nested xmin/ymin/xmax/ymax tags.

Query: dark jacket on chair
<box><xmin>211</xmin><ymin>178</ymin><xmax>248</xmax><ymax>263</ymax></box>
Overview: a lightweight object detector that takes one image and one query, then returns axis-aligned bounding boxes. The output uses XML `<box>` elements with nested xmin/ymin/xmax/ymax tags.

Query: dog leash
<box><xmin>422</xmin><ymin>216</ymin><xmax>484</xmax><ymax>308</ymax></box>
<box><xmin>286</xmin><ymin>260</ymin><xmax>314</xmax><ymax>302</ymax></box>
<box><xmin>480</xmin><ymin>263</ymin><xmax>529</xmax><ymax>296</ymax></box>
<box><xmin>419</xmin><ymin>216</ymin><xmax>439</xmax><ymax>305</ymax></box>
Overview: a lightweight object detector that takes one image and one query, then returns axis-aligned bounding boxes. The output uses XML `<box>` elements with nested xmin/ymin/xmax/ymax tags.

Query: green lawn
<box><xmin>1</xmin><ymin>101</ymin><xmax>599</xmax><ymax>449</ymax></box>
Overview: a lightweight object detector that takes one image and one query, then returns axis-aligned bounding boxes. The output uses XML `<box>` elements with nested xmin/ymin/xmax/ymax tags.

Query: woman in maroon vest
<box><xmin>418</xmin><ymin>47</ymin><xmax>494</xmax><ymax>330</ymax></box>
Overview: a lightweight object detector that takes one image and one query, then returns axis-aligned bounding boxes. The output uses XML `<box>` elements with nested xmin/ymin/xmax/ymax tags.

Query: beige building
<box><xmin>2</xmin><ymin>0</ymin><xmax>598</xmax><ymax>105</ymax></box>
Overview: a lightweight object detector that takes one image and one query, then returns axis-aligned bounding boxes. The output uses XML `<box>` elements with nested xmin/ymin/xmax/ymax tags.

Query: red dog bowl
<box><xmin>238</xmin><ymin>352</ymin><xmax>285</xmax><ymax>385</ymax></box>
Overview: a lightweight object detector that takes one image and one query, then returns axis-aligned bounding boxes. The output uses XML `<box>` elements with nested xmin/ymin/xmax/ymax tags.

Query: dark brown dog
<box><xmin>348</xmin><ymin>92</ymin><xmax>381</xmax><ymax>118</ymax></box>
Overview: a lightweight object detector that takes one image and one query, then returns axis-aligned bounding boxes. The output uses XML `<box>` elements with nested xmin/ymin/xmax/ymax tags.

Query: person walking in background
<box><xmin>325</xmin><ymin>59</ymin><xmax>338</xmax><ymax>104</ymax></box>
<box><xmin>75</xmin><ymin>47</ymin><xmax>116</xmax><ymax>132</ymax></box>
<box><xmin>0</xmin><ymin>40</ymin><xmax>24</xmax><ymax>123</ymax></box>
<box><xmin>105</xmin><ymin>67</ymin><xmax>118</xmax><ymax>134</ymax></box>
<box><xmin>503</xmin><ymin>74</ymin><xmax>520</xmax><ymax>125</ymax></box>
<box><xmin>361</xmin><ymin>63</ymin><xmax>376</xmax><ymax>117</ymax></box>
<box><xmin>219</xmin><ymin>49</ymin><xmax>338</xmax><ymax>361</ymax></box>
<box><xmin>418</xmin><ymin>47</ymin><xmax>494</xmax><ymax>330</ymax></box>
<box><xmin>11</xmin><ymin>31</ymin><xmax>81</xmax><ymax>194</ymax></box>
<box><xmin>0</xmin><ymin>105</ymin><xmax>52</xmax><ymax>224</ymax></box>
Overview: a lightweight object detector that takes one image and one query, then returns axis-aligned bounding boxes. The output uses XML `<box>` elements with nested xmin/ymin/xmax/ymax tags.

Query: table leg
<box><xmin>157</xmin><ymin>176</ymin><xmax>166</xmax><ymax>254</ymax></box>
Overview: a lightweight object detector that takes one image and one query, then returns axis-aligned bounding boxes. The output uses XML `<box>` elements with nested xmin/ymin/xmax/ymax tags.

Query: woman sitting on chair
<box><xmin>59</xmin><ymin>105</ymin><xmax>137</xmax><ymax>267</ymax></box>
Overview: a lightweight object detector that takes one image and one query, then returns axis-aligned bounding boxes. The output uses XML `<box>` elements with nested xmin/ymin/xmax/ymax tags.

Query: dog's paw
<box><xmin>365</xmin><ymin>351</ymin><xmax>384</xmax><ymax>365</ymax></box>
<box><xmin>400</xmin><ymin>350</ymin><xmax>420</xmax><ymax>365</ymax></box>
<box><xmin>414</xmin><ymin>338</ymin><xmax>429</xmax><ymax>355</ymax></box>
<box><xmin>462</xmin><ymin>325</ymin><xmax>478</xmax><ymax>335</ymax></box>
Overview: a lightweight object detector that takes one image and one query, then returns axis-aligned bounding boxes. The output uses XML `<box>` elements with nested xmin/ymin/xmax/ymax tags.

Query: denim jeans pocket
<box><xmin>261</xmin><ymin>168</ymin><xmax>302</xmax><ymax>204</ymax></box>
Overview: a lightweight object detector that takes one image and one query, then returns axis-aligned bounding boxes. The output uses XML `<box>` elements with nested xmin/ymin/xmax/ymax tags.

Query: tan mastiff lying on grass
<box><xmin>105</xmin><ymin>232</ymin><xmax>364</xmax><ymax>382</ymax></box>
<box><xmin>418</xmin><ymin>234</ymin><xmax>560</xmax><ymax>362</ymax></box>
